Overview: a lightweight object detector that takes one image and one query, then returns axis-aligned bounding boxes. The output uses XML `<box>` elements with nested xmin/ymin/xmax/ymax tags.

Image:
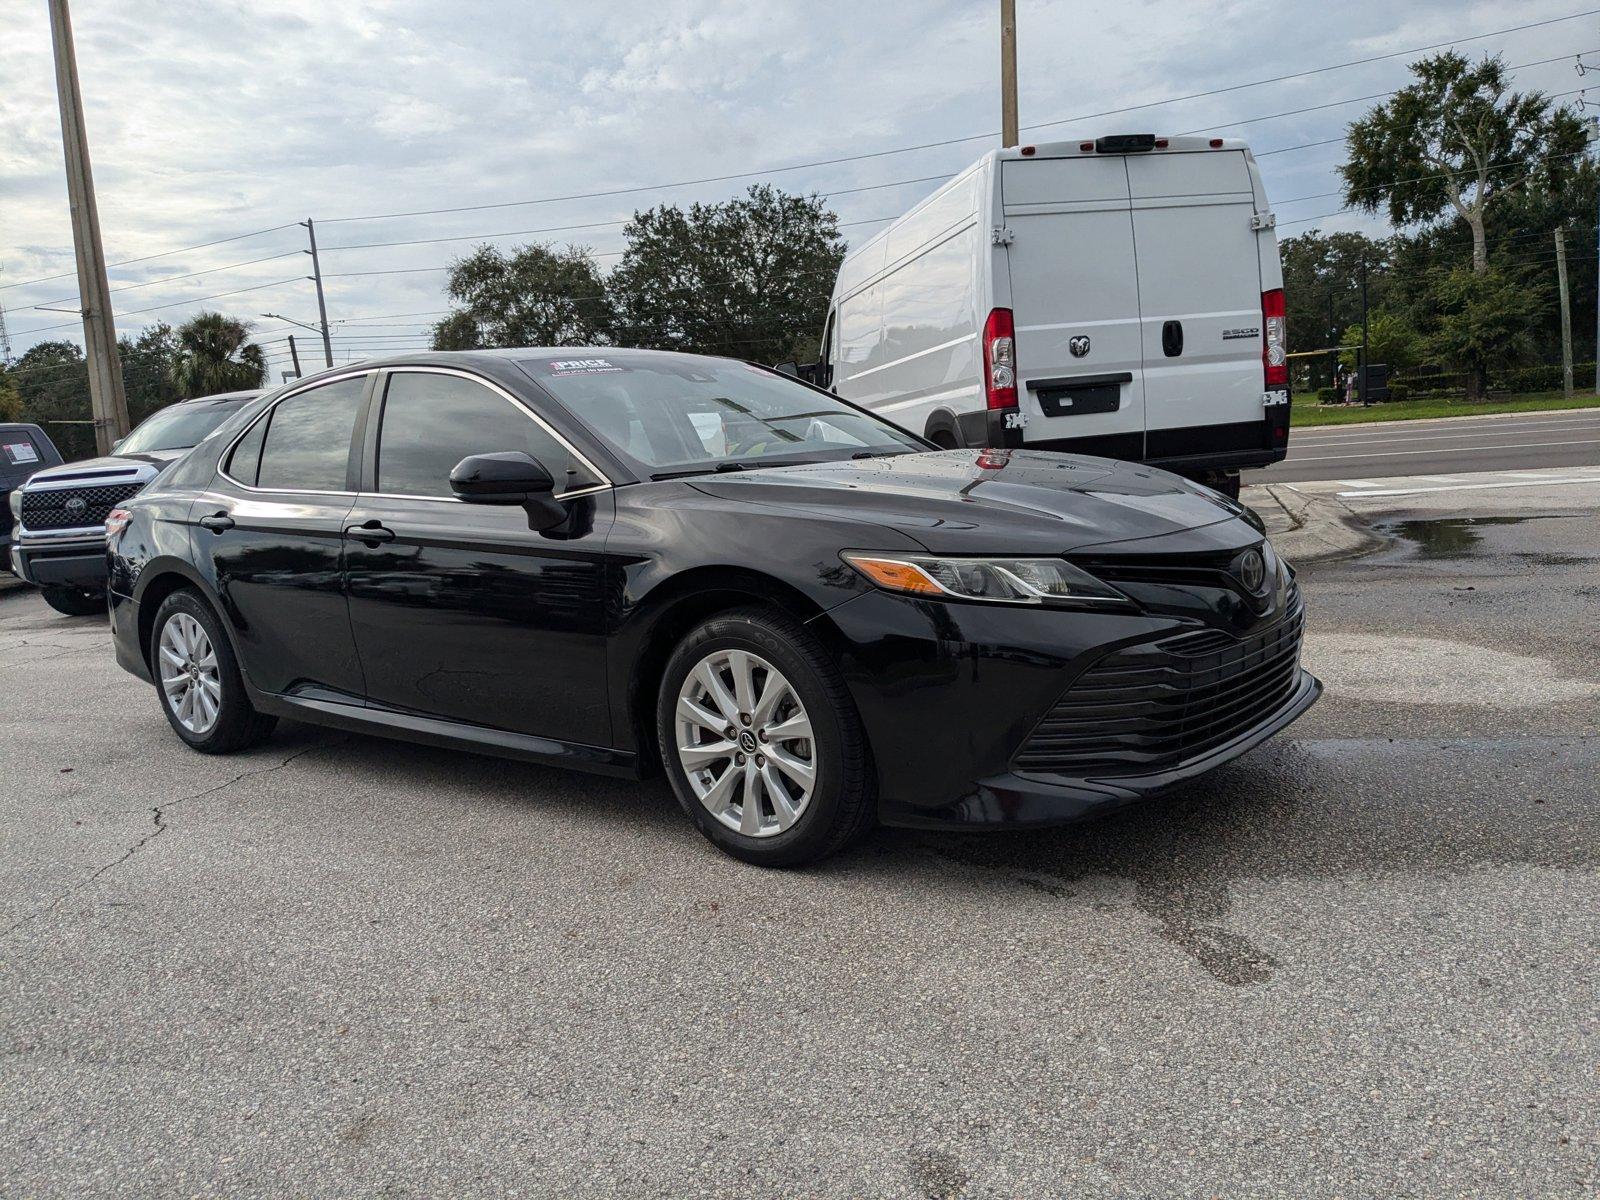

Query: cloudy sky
<box><xmin>1</xmin><ymin>0</ymin><xmax>1591</xmax><ymax>377</ymax></box>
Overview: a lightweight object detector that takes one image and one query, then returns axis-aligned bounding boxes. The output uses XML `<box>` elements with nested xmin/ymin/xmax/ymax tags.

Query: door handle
<box><xmin>198</xmin><ymin>513</ymin><xmax>234</xmax><ymax>533</ymax></box>
<box><xmin>1161</xmin><ymin>320</ymin><xmax>1184</xmax><ymax>358</ymax></box>
<box><xmin>345</xmin><ymin>521</ymin><xmax>396</xmax><ymax>544</ymax></box>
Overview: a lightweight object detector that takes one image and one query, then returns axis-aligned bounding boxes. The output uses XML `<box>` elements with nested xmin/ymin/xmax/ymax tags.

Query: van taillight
<box><xmin>1262</xmin><ymin>289</ymin><xmax>1287</xmax><ymax>388</ymax></box>
<box><xmin>983</xmin><ymin>308</ymin><xmax>1017</xmax><ymax>410</ymax></box>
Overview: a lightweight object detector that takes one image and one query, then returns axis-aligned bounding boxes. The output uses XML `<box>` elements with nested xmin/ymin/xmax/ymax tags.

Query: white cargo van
<box><xmin>813</xmin><ymin>134</ymin><xmax>1290</xmax><ymax>496</ymax></box>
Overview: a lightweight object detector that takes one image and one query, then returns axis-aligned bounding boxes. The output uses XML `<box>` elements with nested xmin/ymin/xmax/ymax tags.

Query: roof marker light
<box><xmin>1079</xmin><ymin>141</ymin><xmax>1094</xmax><ymax>152</ymax></box>
<box><xmin>1209</xmin><ymin>138</ymin><xmax>1224</xmax><ymax>148</ymax></box>
<box><xmin>1020</xmin><ymin>145</ymin><xmax>1036</xmax><ymax>156</ymax></box>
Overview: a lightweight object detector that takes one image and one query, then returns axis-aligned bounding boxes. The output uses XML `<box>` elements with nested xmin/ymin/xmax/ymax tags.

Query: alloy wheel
<box><xmin>158</xmin><ymin>613</ymin><xmax>222</xmax><ymax>736</ymax></box>
<box><xmin>675</xmin><ymin>649</ymin><xmax>816</xmax><ymax>838</ymax></box>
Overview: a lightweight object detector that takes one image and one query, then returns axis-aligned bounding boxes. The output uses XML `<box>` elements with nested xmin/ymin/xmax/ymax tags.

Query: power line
<box><xmin>315</xmin><ymin>11</ymin><xmax>1600</xmax><ymax>227</ymax></box>
<box><xmin>11</xmin><ymin>277</ymin><xmax>309</xmax><ymax>338</ymax></box>
<box><xmin>0</xmin><ymin>222</ymin><xmax>300</xmax><ymax>294</ymax></box>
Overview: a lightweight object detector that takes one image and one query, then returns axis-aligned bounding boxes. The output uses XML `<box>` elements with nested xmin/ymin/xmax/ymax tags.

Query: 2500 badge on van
<box><xmin>808</xmin><ymin>134</ymin><xmax>1291</xmax><ymax>499</ymax></box>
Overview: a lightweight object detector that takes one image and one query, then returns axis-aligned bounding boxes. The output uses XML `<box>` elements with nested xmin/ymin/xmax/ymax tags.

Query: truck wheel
<box><xmin>40</xmin><ymin>586</ymin><xmax>104</xmax><ymax>617</ymax></box>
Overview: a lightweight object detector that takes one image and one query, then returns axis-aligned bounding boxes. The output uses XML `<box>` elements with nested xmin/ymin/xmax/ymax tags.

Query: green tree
<box><xmin>7</xmin><ymin>341</ymin><xmax>93</xmax><ymax>459</ymax></box>
<box><xmin>172</xmin><ymin>312</ymin><xmax>267</xmax><ymax>397</ymax></box>
<box><xmin>609</xmin><ymin>184</ymin><xmax>845</xmax><ymax>363</ymax></box>
<box><xmin>118</xmin><ymin>321</ymin><xmax>184</xmax><ymax>424</ymax></box>
<box><xmin>1338</xmin><ymin>310</ymin><xmax>1424</xmax><ymax>373</ymax></box>
<box><xmin>0</xmin><ymin>370</ymin><xmax>22</xmax><ymax>423</ymax></box>
<box><xmin>1426</xmin><ymin>265</ymin><xmax>1547</xmax><ymax>398</ymax></box>
<box><xmin>1278</xmin><ymin>230</ymin><xmax>1391</xmax><ymax>388</ymax></box>
<box><xmin>1341</xmin><ymin>52</ymin><xmax>1586</xmax><ymax>275</ymax></box>
<box><xmin>432</xmin><ymin>243</ymin><xmax>612</xmax><ymax>350</ymax></box>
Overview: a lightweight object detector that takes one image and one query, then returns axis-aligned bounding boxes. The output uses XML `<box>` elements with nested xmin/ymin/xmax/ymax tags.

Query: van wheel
<box><xmin>40</xmin><ymin>586</ymin><xmax>104</xmax><ymax>617</ymax></box>
<box><xmin>151</xmin><ymin>589</ymin><xmax>277</xmax><ymax>754</ymax></box>
<box><xmin>929</xmin><ymin>431</ymin><xmax>957</xmax><ymax>449</ymax></box>
<box><xmin>656</xmin><ymin>606</ymin><xmax>876</xmax><ymax>867</ymax></box>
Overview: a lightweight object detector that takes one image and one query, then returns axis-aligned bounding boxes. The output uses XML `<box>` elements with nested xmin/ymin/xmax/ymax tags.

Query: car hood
<box><xmin>25</xmin><ymin>449</ymin><xmax>183</xmax><ymax>483</ymax></box>
<box><xmin>686</xmin><ymin>449</ymin><xmax>1251</xmax><ymax>554</ymax></box>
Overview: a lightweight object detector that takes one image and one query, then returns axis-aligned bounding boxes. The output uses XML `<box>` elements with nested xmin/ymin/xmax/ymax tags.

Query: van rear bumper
<box><xmin>1020</xmin><ymin>406</ymin><xmax>1291</xmax><ymax>471</ymax></box>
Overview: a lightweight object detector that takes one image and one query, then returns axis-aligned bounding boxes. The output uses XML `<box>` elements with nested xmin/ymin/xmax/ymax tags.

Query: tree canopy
<box><xmin>1341</xmin><ymin>52</ymin><xmax>1586</xmax><ymax>274</ymax></box>
<box><xmin>608</xmin><ymin>184</ymin><xmax>845</xmax><ymax>364</ymax></box>
<box><xmin>432</xmin><ymin>243</ymin><xmax>613</xmax><ymax>350</ymax></box>
<box><xmin>171</xmin><ymin>312</ymin><xmax>267</xmax><ymax>397</ymax></box>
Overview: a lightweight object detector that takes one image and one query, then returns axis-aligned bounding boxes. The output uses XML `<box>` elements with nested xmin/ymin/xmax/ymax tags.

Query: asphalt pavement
<box><xmin>1248</xmin><ymin>405</ymin><xmax>1600</xmax><ymax>483</ymax></box>
<box><xmin>2</xmin><ymin>476</ymin><xmax>1598</xmax><ymax>1197</ymax></box>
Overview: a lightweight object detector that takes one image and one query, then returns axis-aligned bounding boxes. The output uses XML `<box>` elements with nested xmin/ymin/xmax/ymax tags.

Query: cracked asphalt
<box><xmin>2</xmin><ymin>481</ymin><xmax>1597</xmax><ymax>1197</ymax></box>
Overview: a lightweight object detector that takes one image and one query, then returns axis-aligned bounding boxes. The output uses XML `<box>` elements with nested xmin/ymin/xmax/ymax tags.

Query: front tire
<box><xmin>151</xmin><ymin>589</ymin><xmax>276</xmax><ymax>754</ymax></box>
<box><xmin>656</xmin><ymin>606</ymin><xmax>875</xmax><ymax>867</ymax></box>
<box><xmin>40</xmin><ymin>586</ymin><xmax>104</xmax><ymax>617</ymax></box>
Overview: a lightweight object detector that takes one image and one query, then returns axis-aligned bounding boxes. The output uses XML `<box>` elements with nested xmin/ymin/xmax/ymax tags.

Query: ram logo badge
<box><xmin>1068</xmin><ymin>335</ymin><xmax>1091</xmax><ymax>358</ymax></box>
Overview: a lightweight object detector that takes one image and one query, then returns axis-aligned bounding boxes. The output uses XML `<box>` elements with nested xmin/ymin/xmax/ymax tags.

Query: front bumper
<box><xmin>9</xmin><ymin>529</ymin><xmax>108</xmax><ymax>590</ymax></box>
<box><xmin>819</xmin><ymin>583</ymin><xmax>1319</xmax><ymax>830</ymax></box>
<box><xmin>882</xmin><ymin>668</ymin><xmax>1321</xmax><ymax>828</ymax></box>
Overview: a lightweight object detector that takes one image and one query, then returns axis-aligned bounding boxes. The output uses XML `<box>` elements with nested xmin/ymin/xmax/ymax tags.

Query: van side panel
<box><xmin>831</xmin><ymin>171</ymin><xmax>983</xmax><ymax>435</ymax></box>
<box><xmin>1127</xmin><ymin>152</ymin><xmax>1264</xmax><ymax>447</ymax></box>
<box><xmin>1002</xmin><ymin>157</ymin><xmax>1146</xmax><ymax>457</ymax></box>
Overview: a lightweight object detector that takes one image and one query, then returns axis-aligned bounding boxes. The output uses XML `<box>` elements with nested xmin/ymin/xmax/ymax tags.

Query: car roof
<box><xmin>179</xmin><ymin>389</ymin><xmax>263</xmax><ymax>405</ymax></box>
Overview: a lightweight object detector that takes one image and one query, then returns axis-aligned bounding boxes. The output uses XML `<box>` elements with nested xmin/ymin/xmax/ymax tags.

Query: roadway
<box><xmin>1247</xmin><ymin>405</ymin><xmax>1600</xmax><ymax>484</ymax></box>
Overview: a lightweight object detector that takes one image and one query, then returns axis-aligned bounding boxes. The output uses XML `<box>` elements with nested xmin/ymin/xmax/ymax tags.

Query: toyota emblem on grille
<box><xmin>1237</xmin><ymin>548</ymin><xmax>1267</xmax><ymax>593</ymax></box>
<box><xmin>64</xmin><ymin>496</ymin><xmax>88</xmax><ymax>516</ymax></box>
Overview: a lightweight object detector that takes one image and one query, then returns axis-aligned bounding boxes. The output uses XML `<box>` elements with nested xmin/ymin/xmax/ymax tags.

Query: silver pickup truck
<box><xmin>8</xmin><ymin>391</ymin><xmax>259</xmax><ymax>615</ymax></box>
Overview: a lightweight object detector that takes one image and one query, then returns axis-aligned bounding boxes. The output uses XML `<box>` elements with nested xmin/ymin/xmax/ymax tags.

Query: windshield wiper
<box><xmin>650</xmin><ymin>459</ymin><xmax>824</xmax><ymax>482</ymax></box>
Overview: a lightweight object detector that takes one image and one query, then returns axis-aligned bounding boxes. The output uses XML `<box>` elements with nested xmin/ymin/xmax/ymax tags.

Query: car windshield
<box><xmin>519</xmin><ymin>353</ymin><xmax>924</xmax><ymax>476</ymax></box>
<box><xmin>117</xmin><ymin>401</ymin><xmax>243</xmax><ymax>454</ymax></box>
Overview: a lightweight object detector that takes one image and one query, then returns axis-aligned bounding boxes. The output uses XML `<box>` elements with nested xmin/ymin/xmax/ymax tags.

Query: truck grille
<box><xmin>1014</xmin><ymin>591</ymin><xmax>1305</xmax><ymax>777</ymax></box>
<box><xmin>19</xmin><ymin>482</ymin><xmax>143</xmax><ymax>532</ymax></box>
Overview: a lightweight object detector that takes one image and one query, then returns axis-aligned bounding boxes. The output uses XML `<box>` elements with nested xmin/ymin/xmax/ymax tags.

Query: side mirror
<box><xmin>449</xmin><ymin>451</ymin><xmax>565</xmax><ymax>529</ymax></box>
<box><xmin>773</xmin><ymin>361</ymin><xmax>801</xmax><ymax>378</ymax></box>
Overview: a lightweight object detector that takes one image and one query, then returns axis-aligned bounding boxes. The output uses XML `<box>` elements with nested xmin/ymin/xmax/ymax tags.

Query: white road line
<box><xmin>1337</xmin><ymin>476</ymin><xmax>1600</xmax><ymax>498</ymax></box>
<box><xmin>1290</xmin><ymin>438</ymin><xmax>1600</xmax><ymax>464</ymax></box>
<box><xmin>1288</xmin><ymin>418</ymin><xmax>1600</xmax><ymax>449</ymax></box>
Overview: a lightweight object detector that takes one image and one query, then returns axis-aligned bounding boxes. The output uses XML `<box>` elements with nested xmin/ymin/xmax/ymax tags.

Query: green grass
<box><xmin>1290</xmin><ymin>388</ymin><xmax>1600</xmax><ymax>427</ymax></box>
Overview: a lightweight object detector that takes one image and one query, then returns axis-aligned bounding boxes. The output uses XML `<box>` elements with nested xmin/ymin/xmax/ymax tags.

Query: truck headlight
<box><xmin>842</xmin><ymin>552</ymin><xmax>1129</xmax><ymax>607</ymax></box>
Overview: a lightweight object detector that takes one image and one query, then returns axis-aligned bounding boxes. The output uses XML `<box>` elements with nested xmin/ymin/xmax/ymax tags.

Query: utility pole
<box><xmin>301</xmin><ymin>218</ymin><xmax>333</xmax><ymax>368</ymax></box>
<box><xmin>47</xmin><ymin>0</ymin><xmax>129</xmax><ymax>454</ymax></box>
<box><xmin>999</xmin><ymin>0</ymin><xmax>1019</xmax><ymax>147</ymax></box>
<box><xmin>1555</xmin><ymin>227</ymin><xmax>1574</xmax><ymax>400</ymax></box>
<box><xmin>1358</xmin><ymin>258</ymin><xmax>1369</xmax><ymax>405</ymax></box>
<box><xmin>287</xmin><ymin>333</ymin><xmax>303</xmax><ymax>379</ymax></box>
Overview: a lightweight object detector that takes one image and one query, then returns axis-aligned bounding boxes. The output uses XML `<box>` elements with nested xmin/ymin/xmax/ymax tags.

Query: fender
<box><xmin>923</xmin><ymin>408</ymin><xmax>963</xmax><ymax>449</ymax></box>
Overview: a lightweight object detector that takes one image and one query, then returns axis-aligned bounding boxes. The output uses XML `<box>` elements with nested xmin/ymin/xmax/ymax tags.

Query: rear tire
<box><xmin>151</xmin><ymin>589</ymin><xmax>277</xmax><ymax>754</ymax></box>
<box><xmin>656</xmin><ymin>606</ymin><xmax>875</xmax><ymax>867</ymax></box>
<box><xmin>40</xmin><ymin>586</ymin><xmax>104</xmax><ymax>617</ymax></box>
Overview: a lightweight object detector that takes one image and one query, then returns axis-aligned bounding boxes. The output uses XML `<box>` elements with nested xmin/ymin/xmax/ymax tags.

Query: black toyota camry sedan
<box><xmin>107</xmin><ymin>349</ymin><xmax>1319</xmax><ymax>866</ymax></box>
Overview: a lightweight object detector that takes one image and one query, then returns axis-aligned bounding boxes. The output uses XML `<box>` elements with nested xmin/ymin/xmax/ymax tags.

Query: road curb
<box><xmin>1245</xmin><ymin>483</ymin><xmax>1387</xmax><ymax>565</ymax></box>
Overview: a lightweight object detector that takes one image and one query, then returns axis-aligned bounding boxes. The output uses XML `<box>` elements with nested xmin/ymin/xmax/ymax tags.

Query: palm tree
<box><xmin>171</xmin><ymin>312</ymin><xmax>267</xmax><ymax>397</ymax></box>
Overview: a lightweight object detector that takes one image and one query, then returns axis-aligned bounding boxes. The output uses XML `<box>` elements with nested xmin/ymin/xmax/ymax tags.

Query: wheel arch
<box><xmin>132</xmin><ymin>559</ymin><xmax>227</xmax><ymax>673</ymax></box>
<box><xmin>620</xmin><ymin>565</ymin><xmax>849</xmax><ymax>776</ymax></box>
<box><xmin>923</xmin><ymin>408</ymin><xmax>961</xmax><ymax>448</ymax></box>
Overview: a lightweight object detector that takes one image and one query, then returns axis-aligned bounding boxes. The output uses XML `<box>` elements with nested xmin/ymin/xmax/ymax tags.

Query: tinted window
<box><xmin>255</xmin><ymin>377</ymin><xmax>366</xmax><ymax>492</ymax></box>
<box><xmin>117</xmin><ymin>400</ymin><xmax>247</xmax><ymax>454</ymax></box>
<box><xmin>1</xmin><ymin>434</ymin><xmax>43</xmax><ymax>469</ymax></box>
<box><xmin>376</xmin><ymin>372</ymin><xmax>602</xmax><ymax>498</ymax></box>
<box><xmin>226</xmin><ymin>416</ymin><xmax>268</xmax><ymax>486</ymax></box>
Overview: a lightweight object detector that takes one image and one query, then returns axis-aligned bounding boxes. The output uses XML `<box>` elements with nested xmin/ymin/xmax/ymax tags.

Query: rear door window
<box><xmin>253</xmin><ymin>376</ymin><xmax>367</xmax><ymax>492</ymax></box>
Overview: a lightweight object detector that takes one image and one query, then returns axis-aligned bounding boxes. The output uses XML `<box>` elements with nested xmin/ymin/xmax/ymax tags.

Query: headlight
<box><xmin>7</xmin><ymin>488</ymin><xmax>22</xmax><ymax>523</ymax></box>
<box><xmin>842</xmin><ymin>552</ymin><xmax>1129</xmax><ymax>607</ymax></box>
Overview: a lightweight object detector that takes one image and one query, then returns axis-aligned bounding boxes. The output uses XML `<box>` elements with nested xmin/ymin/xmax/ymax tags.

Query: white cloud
<box><xmin>0</xmin><ymin>0</ymin><xmax>1588</xmax><ymax>371</ymax></box>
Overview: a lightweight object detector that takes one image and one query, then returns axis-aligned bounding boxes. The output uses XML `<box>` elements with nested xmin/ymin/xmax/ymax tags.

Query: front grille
<box><xmin>1014</xmin><ymin>593</ymin><xmax>1306</xmax><ymax>777</ymax></box>
<box><xmin>19</xmin><ymin>481</ymin><xmax>143</xmax><ymax>532</ymax></box>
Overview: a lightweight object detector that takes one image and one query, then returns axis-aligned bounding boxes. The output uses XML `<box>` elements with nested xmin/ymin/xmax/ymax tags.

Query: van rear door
<box><xmin>1126</xmin><ymin>151</ymin><xmax>1264</xmax><ymax>460</ymax></box>
<box><xmin>1001</xmin><ymin>157</ymin><xmax>1145</xmax><ymax>459</ymax></box>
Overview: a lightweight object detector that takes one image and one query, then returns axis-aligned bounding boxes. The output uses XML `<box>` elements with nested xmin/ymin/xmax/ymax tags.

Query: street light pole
<box><xmin>301</xmin><ymin>218</ymin><xmax>333</xmax><ymax>368</ymax></box>
<box><xmin>287</xmin><ymin>333</ymin><xmax>303</xmax><ymax>379</ymax></box>
<box><xmin>46</xmin><ymin>0</ymin><xmax>130</xmax><ymax>455</ymax></box>
<box><xmin>1000</xmin><ymin>0</ymin><xmax>1019</xmax><ymax>147</ymax></box>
